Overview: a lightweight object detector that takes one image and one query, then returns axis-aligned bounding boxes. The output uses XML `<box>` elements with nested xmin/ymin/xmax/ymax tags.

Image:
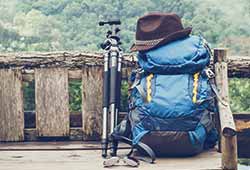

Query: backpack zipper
<box><xmin>146</xmin><ymin>73</ymin><xmax>154</xmax><ymax>102</ymax></box>
<box><xmin>192</xmin><ymin>72</ymin><xmax>200</xmax><ymax>103</ymax></box>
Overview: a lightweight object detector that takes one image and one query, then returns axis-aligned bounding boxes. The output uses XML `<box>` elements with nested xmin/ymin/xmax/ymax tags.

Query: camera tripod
<box><xmin>99</xmin><ymin>20</ymin><xmax>123</xmax><ymax>158</ymax></box>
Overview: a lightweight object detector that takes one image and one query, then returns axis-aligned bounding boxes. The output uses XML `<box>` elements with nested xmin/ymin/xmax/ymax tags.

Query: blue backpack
<box><xmin>112</xmin><ymin>35</ymin><xmax>218</xmax><ymax>160</ymax></box>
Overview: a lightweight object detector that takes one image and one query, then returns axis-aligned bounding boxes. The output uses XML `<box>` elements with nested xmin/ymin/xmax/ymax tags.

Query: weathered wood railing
<box><xmin>0</xmin><ymin>50</ymin><xmax>249</xmax><ymax>170</ymax></box>
<box><xmin>0</xmin><ymin>52</ymin><xmax>134</xmax><ymax>142</ymax></box>
<box><xmin>214</xmin><ymin>49</ymin><xmax>238</xmax><ymax>170</ymax></box>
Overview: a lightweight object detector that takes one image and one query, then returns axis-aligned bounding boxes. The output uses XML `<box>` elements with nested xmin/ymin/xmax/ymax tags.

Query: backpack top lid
<box><xmin>137</xmin><ymin>35</ymin><xmax>211</xmax><ymax>74</ymax></box>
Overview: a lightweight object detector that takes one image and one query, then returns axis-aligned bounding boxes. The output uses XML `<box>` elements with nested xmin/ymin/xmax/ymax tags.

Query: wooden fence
<box><xmin>0</xmin><ymin>51</ymin><xmax>249</xmax><ymax>142</ymax></box>
<box><xmin>0</xmin><ymin>52</ymin><xmax>134</xmax><ymax>141</ymax></box>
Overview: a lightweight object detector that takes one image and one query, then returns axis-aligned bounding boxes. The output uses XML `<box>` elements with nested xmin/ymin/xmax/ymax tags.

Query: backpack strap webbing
<box><xmin>135</xmin><ymin>84</ymin><xmax>147</xmax><ymax>102</ymax></box>
<box><xmin>111</xmin><ymin>133</ymin><xmax>156</xmax><ymax>163</ymax></box>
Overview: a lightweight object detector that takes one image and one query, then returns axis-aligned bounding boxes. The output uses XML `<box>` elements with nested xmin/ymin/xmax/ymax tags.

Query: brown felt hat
<box><xmin>130</xmin><ymin>12</ymin><xmax>192</xmax><ymax>52</ymax></box>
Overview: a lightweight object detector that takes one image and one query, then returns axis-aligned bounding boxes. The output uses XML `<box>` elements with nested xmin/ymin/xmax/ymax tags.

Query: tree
<box><xmin>0</xmin><ymin>0</ymin><xmax>249</xmax><ymax>112</ymax></box>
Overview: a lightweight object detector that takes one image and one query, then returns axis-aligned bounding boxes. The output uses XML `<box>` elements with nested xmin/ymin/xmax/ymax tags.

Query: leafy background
<box><xmin>1</xmin><ymin>0</ymin><xmax>249</xmax><ymax>112</ymax></box>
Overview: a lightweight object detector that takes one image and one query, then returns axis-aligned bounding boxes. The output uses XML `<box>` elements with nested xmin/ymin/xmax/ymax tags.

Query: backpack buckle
<box><xmin>205</xmin><ymin>68</ymin><xmax>215</xmax><ymax>79</ymax></box>
<box><xmin>129</xmin><ymin>102</ymin><xmax>135</xmax><ymax>110</ymax></box>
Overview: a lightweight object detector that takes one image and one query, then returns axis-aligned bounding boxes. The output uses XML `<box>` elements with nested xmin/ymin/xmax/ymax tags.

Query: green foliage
<box><xmin>229</xmin><ymin>78</ymin><xmax>250</xmax><ymax>113</ymax></box>
<box><xmin>1</xmin><ymin>0</ymin><xmax>250</xmax><ymax>54</ymax></box>
<box><xmin>1</xmin><ymin>0</ymin><xmax>250</xmax><ymax>112</ymax></box>
<box><xmin>69</xmin><ymin>80</ymin><xmax>82</xmax><ymax>112</ymax></box>
<box><xmin>23</xmin><ymin>81</ymin><xmax>35</xmax><ymax>111</ymax></box>
<box><xmin>120</xmin><ymin>81</ymin><xmax>129</xmax><ymax>112</ymax></box>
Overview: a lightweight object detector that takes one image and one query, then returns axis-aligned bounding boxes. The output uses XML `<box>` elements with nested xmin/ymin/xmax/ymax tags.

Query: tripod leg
<box><xmin>102</xmin><ymin>52</ymin><xmax>109</xmax><ymax>158</ymax></box>
<box><xmin>115</xmin><ymin>53</ymin><xmax>122</xmax><ymax>126</ymax></box>
<box><xmin>102</xmin><ymin>108</ymin><xmax>108</xmax><ymax>157</ymax></box>
<box><xmin>109</xmin><ymin>51</ymin><xmax>118</xmax><ymax>156</ymax></box>
<box><xmin>110</xmin><ymin>104</ymin><xmax>118</xmax><ymax>156</ymax></box>
<box><xmin>110</xmin><ymin>54</ymin><xmax>122</xmax><ymax>157</ymax></box>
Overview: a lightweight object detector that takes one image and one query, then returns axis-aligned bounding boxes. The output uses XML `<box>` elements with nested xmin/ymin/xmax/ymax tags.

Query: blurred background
<box><xmin>0</xmin><ymin>0</ymin><xmax>249</xmax><ymax>113</ymax></box>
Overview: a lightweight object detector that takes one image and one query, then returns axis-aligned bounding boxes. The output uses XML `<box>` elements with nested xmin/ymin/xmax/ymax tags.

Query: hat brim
<box><xmin>130</xmin><ymin>27</ymin><xmax>192</xmax><ymax>52</ymax></box>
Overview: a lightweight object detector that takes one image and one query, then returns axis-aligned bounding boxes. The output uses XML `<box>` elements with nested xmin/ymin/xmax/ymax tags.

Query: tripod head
<box><xmin>99</xmin><ymin>20</ymin><xmax>122</xmax><ymax>50</ymax></box>
<box><xmin>99</xmin><ymin>20</ymin><xmax>121</xmax><ymax>26</ymax></box>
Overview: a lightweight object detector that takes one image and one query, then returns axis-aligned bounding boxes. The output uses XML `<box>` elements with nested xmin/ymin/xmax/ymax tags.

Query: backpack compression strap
<box><xmin>111</xmin><ymin>133</ymin><xmax>156</xmax><ymax>163</ymax></box>
<box><xmin>205</xmin><ymin>68</ymin><xmax>228</xmax><ymax>106</ymax></box>
<box><xmin>202</xmin><ymin>38</ymin><xmax>229</xmax><ymax>106</ymax></box>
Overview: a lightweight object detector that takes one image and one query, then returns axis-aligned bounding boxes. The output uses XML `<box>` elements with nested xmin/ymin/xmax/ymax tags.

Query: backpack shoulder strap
<box><xmin>130</xmin><ymin>69</ymin><xmax>148</xmax><ymax>102</ymax></box>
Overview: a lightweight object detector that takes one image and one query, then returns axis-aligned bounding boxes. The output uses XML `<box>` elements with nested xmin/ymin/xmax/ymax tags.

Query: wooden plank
<box><xmin>24</xmin><ymin>111</ymin><xmax>82</xmax><ymax>129</ymax></box>
<box><xmin>82</xmin><ymin>67</ymin><xmax>103</xmax><ymax>140</ymax></box>
<box><xmin>214</xmin><ymin>48</ymin><xmax>238</xmax><ymax>170</ymax></box>
<box><xmin>23</xmin><ymin>69</ymin><xmax>82</xmax><ymax>81</ymax></box>
<box><xmin>232</xmin><ymin>114</ymin><xmax>250</xmax><ymax>158</ymax></box>
<box><xmin>22</xmin><ymin>69</ymin><xmax>83</xmax><ymax>81</ymax></box>
<box><xmin>0</xmin><ymin>141</ymin><xmax>130</xmax><ymax>151</ymax></box>
<box><xmin>1</xmin><ymin>52</ymin><xmax>249</xmax><ymax>77</ymax></box>
<box><xmin>0</xmin><ymin>52</ymin><xmax>135</xmax><ymax>68</ymax></box>
<box><xmin>227</xmin><ymin>56</ymin><xmax>250</xmax><ymax>78</ymax></box>
<box><xmin>22</xmin><ymin>72</ymin><xmax>34</xmax><ymax>82</ymax></box>
<box><xmin>24</xmin><ymin>128</ymin><xmax>38</xmax><ymax>141</ymax></box>
<box><xmin>0</xmin><ymin>69</ymin><xmax>24</xmax><ymax>141</ymax></box>
<box><xmin>214</xmin><ymin>62</ymin><xmax>236</xmax><ymax>137</ymax></box>
<box><xmin>68</xmin><ymin>69</ymin><xmax>82</xmax><ymax>79</ymax></box>
<box><xmin>22</xmin><ymin>68</ymin><xmax>132</xmax><ymax>81</ymax></box>
<box><xmin>121</xmin><ymin>66</ymin><xmax>133</xmax><ymax>80</ymax></box>
<box><xmin>214</xmin><ymin>54</ymin><xmax>237</xmax><ymax>136</ymax></box>
<box><xmin>233</xmin><ymin>113</ymin><xmax>250</xmax><ymax>119</ymax></box>
<box><xmin>0</xmin><ymin>148</ymin><xmax>221</xmax><ymax>170</ymax></box>
<box><xmin>35</xmin><ymin>68</ymin><xmax>69</xmax><ymax>137</ymax></box>
<box><xmin>221</xmin><ymin>136</ymin><xmax>238</xmax><ymax>169</ymax></box>
<box><xmin>24</xmin><ymin>128</ymin><xmax>84</xmax><ymax>141</ymax></box>
<box><xmin>217</xmin><ymin>103</ymin><xmax>236</xmax><ymax>136</ymax></box>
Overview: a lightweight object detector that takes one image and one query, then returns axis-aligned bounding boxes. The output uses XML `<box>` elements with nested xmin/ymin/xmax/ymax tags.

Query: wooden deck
<box><xmin>0</xmin><ymin>142</ymin><xmax>221</xmax><ymax>170</ymax></box>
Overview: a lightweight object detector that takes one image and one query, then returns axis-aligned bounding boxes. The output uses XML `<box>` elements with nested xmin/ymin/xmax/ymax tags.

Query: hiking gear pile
<box><xmin>111</xmin><ymin>35</ymin><xmax>218</xmax><ymax>162</ymax></box>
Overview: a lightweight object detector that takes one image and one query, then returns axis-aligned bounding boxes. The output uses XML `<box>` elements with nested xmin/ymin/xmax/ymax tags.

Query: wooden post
<box><xmin>0</xmin><ymin>69</ymin><xmax>24</xmax><ymax>141</ymax></box>
<box><xmin>214</xmin><ymin>48</ymin><xmax>238</xmax><ymax>170</ymax></box>
<box><xmin>35</xmin><ymin>68</ymin><xmax>70</xmax><ymax>137</ymax></box>
<box><xmin>82</xmin><ymin>67</ymin><xmax>103</xmax><ymax>140</ymax></box>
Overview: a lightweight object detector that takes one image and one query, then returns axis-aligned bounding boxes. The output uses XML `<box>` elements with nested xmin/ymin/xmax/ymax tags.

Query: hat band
<box><xmin>135</xmin><ymin>38</ymin><xmax>163</xmax><ymax>46</ymax></box>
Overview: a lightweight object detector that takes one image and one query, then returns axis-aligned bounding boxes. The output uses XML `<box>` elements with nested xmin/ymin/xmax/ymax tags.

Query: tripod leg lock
<box><xmin>110</xmin><ymin>139</ymin><xmax>118</xmax><ymax>157</ymax></box>
<box><xmin>101</xmin><ymin>139</ymin><xmax>109</xmax><ymax>158</ymax></box>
